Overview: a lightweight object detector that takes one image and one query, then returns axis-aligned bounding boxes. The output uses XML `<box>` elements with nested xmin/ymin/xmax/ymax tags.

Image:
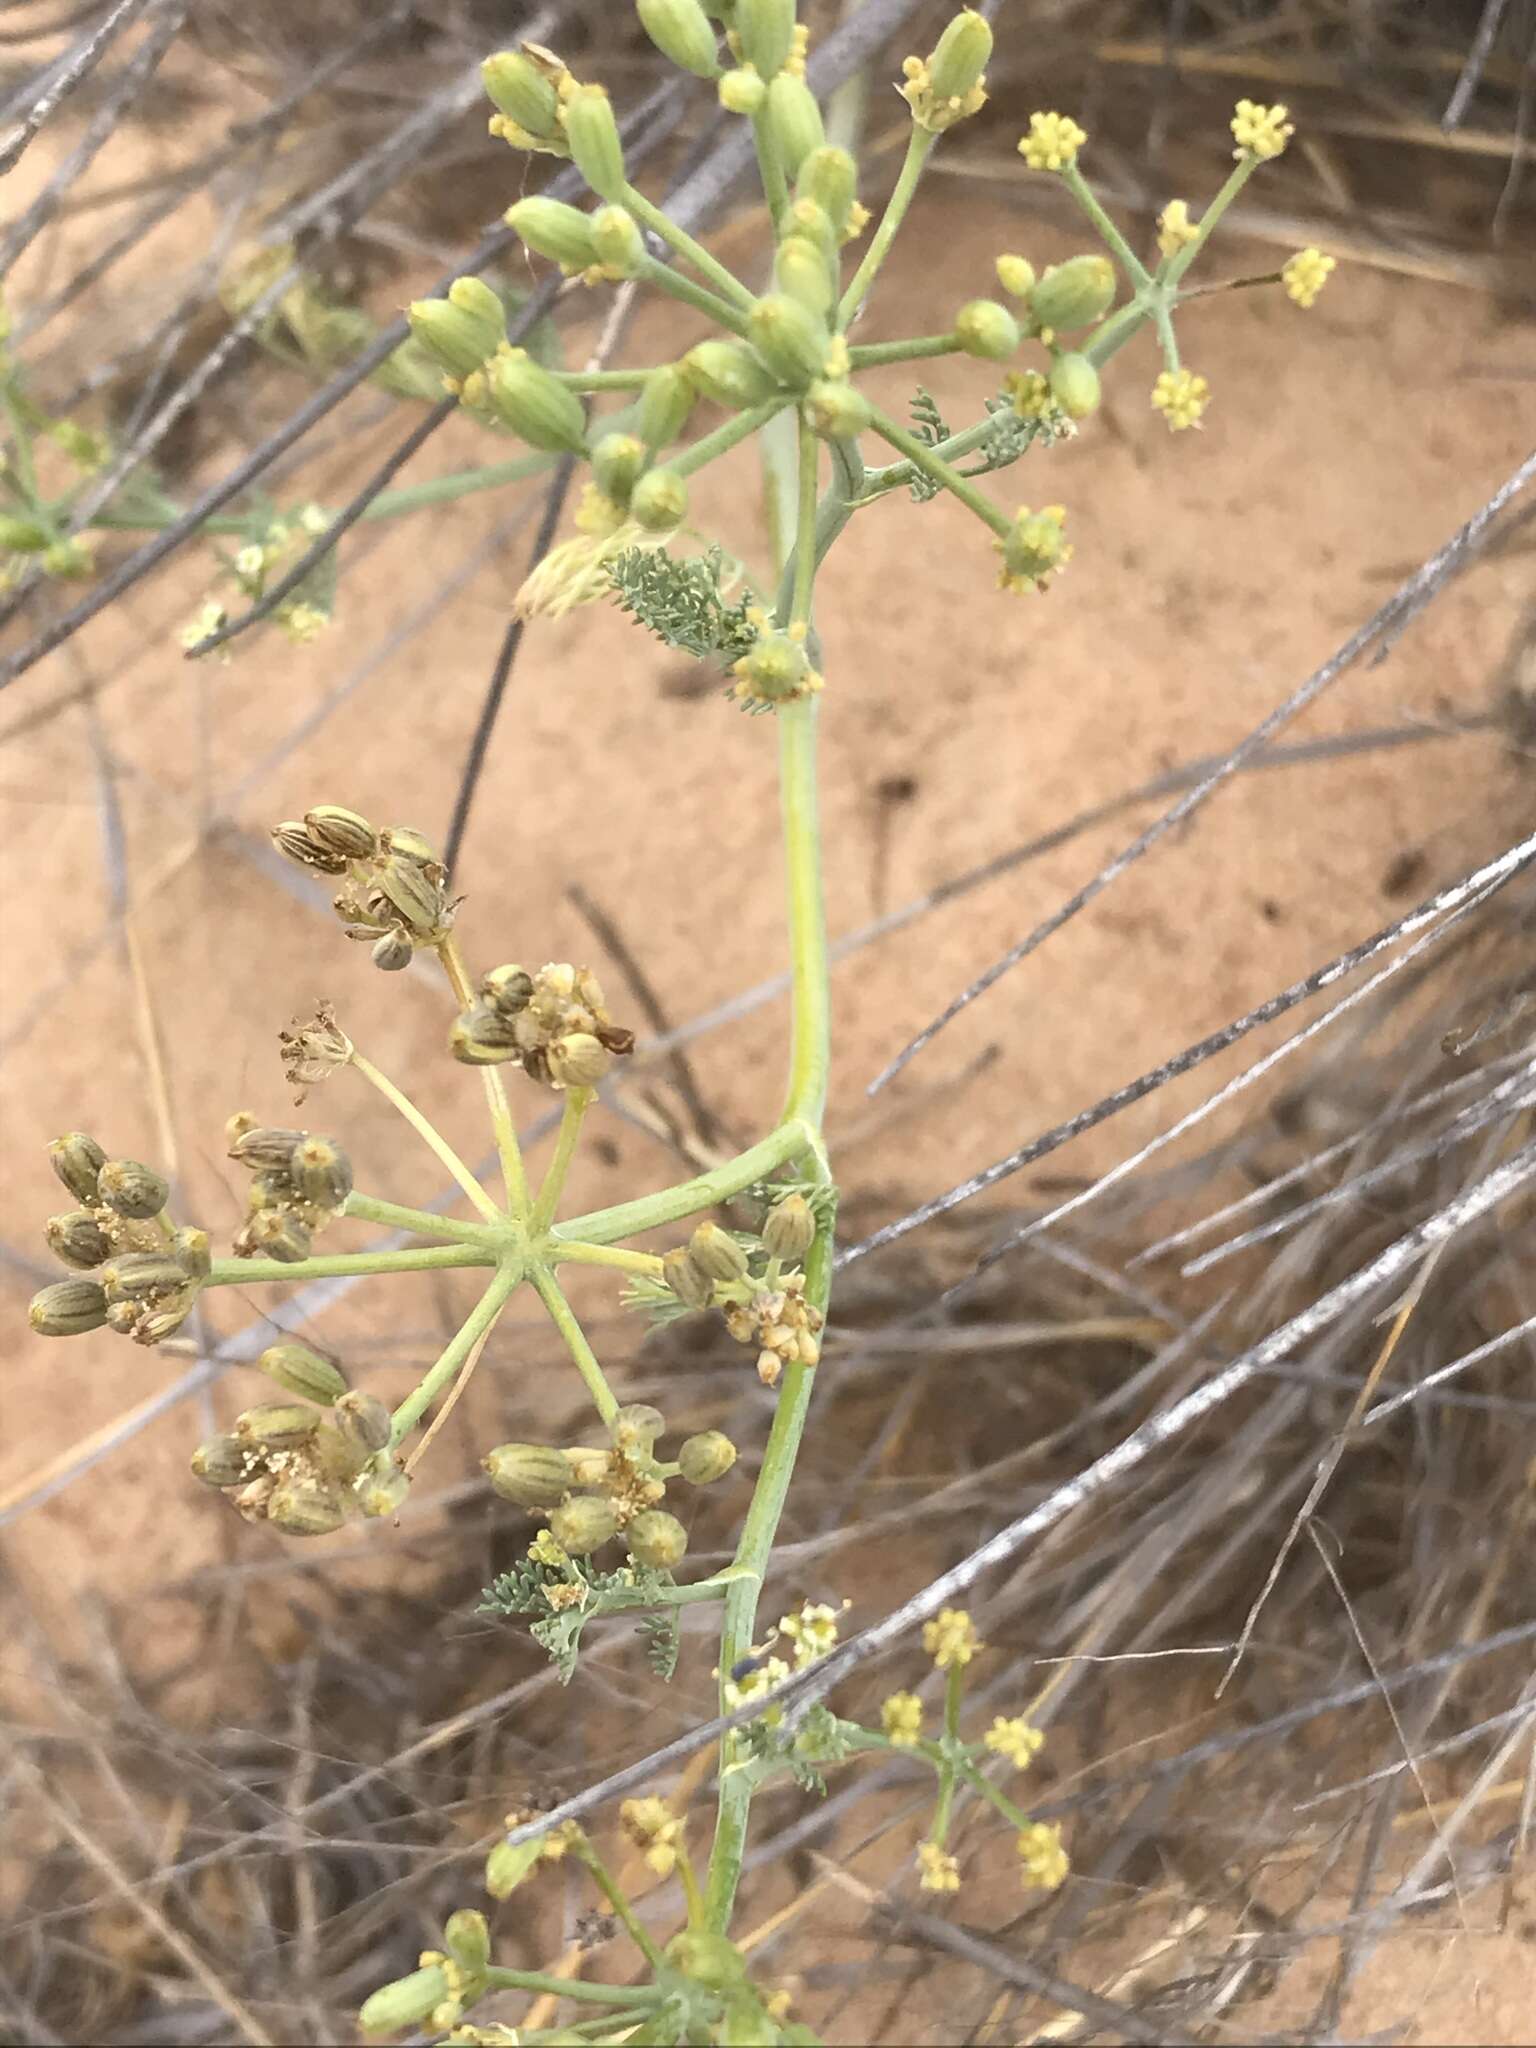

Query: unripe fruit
<box><xmin>97</xmin><ymin>1158</ymin><xmax>170</xmax><ymax>1219</ymax></box>
<box><xmin>684</xmin><ymin>338</ymin><xmax>779</xmax><ymax>408</ymax></box>
<box><xmin>690</xmin><ymin>1221</ymin><xmax>750</xmax><ymax>1282</ymax></box>
<box><xmin>487</xmin><ymin>349</ymin><xmax>589</xmax><ymax>452</ymax></box>
<box><xmin>45</xmin><ymin>1209</ymin><xmax>112</xmax><ymax>1269</ymax></box>
<box><xmin>638</xmin><ymin>0</ymin><xmax>721</xmax><ymax>77</ymax></box>
<box><xmin>333</xmin><ymin>1390</ymin><xmax>392</xmax><ymax>1455</ymax></box>
<box><xmin>663</xmin><ymin>1246</ymin><xmax>714</xmax><ymax>1309</ymax></box>
<box><xmin>719</xmin><ymin>66</ymin><xmax>766</xmax><ymax>115</ymax></box>
<box><xmin>258</xmin><ymin>1341</ymin><xmax>348</xmax><ymax>1405</ymax></box>
<box><xmin>267</xmin><ymin>1482</ymin><xmax>350</xmax><ymax>1536</ymax></box>
<box><xmin>611</xmin><ymin>1403</ymin><xmax>667</xmax><ymax>1450</ymax></box>
<box><xmin>562</xmin><ymin>84</ymin><xmax>627</xmax><ymax>200</ymax></box>
<box><xmin>806</xmin><ymin>379</ymin><xmax>871</xmax><ymax>439</ymax></box>
<box><xmin>590</xmin><ymin>205</ymin><xmax>645</xmax><ymax>277</ymax></box>
<box><xmin>1029</xmin><ymin>254</ymin><xmax>1116</xmax><ymax>332</ymax></box>
<box><xmin>592</xmin><ymin>431</ymin><xmax>647</xmax><ymax>504</ymax></box>
<box><xmin>482</xmin><ymin>52</ymin><xmax>560</xmax><ymax>137</ymax></box>
<box><xmin>48</xmin><ymin>1131</ymin><xmax>106</xmax><ymax>1203</ymax></box>
<box><xmin>505</xmin><ymin>196</ymin><xmax>599</xmax><ymax>272</ymax></box>
<box><xmin>629</xmin><ymin>468</ymin><xmax>688</xmax><ymax>532</ymax></box>
<box><xmin>775</xmin><ymin>235</ymin><xmax>832</xmax><ymax>314</ymax></box>
<box><xmin>735</xmin><ymin>0</ymin><xmax>795</xmax><ymax>78</ymax></box>
<box><xmin>636</xmin><ymin>363</ymin><xmax>696</xmax><ymax>448</ymax></box>
<box><xmin>796</xmin><ymin>146</ymin><xmax>856</xmax><ymax>235</ymax></box>
<box><xmin>191</xmin><ymin>1435</ymin><xmax>249</xmax><ymax>1488</ymax></box>
<box><xmin>763</xmin><ymin>1191</ymin><xmax>816</xmax><ymax>1260</ymax></box>
<box><xmin>626</xmin><ymin>1509</ymin><xmax>689</xmax><ymax>1570</ymax></box>
<box><xmin>484</xmin><ymin>1442</ymin><xmax>574</xmax><ymax>1509</ymax></box>
<box><xmin>954</xmin><ymin>298</ymin><xmax>1020</xmax><ymax>360</ymax></box>
<box><xmin>747</xmin><ymin>293</ymin><xmax>830</xmax><ymax>386</ymax></box>
<box><xmin>928</xmin><ymin>9</ymin><xmax>992</xmax><ymax>108</ymax></box>
<box><xmin>764</xmin><ymin>73</ymin><xmax>824</xmax><ymax>179</ymax></box>
<box><xmin>550</xmin><ymin>1494</ymin><xmax>621</xmax><ymax>1555</ymax></box>
<box><xmin>235</xmin><ymin>1402</ymin><xmax>320</xmax><ymax>1448</ymax></box>
<box><xmin>679</xmin><ymin>1430</ymin><xmax>737</xmax><ymax>1484</ymax></box>
<box><xmin>1048</xmin><ymin>350</ymin><xmax>1101</xmax><ymax>419</ymax></box>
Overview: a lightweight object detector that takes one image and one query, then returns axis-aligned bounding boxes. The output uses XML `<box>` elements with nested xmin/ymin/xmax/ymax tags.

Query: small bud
<box><xmin>690</xmin><ymin>1221</ymin><xmax>750</xmax><ymax>1282</ymax></box>
<box><xmin>592</xmin><ymin>432</ymin><xmax>648</xmax><ymax>506</ymax></box>
<box><xmin>1048</xmin><ymin>350</ymin><xmax>1100</xmax><ymax>419</ymax></box>
<box><xmin>484</xmin><ymin>1442</ymin><xmax>575</xmax><ymax>1509</ymax></box>
<box><xmin>227</xmin><ymin>1122</ymin><xmax>305</xmax><ymax>1173</ymax></box>
<box><xmin>239</xmin><ymin>1210</ymin><xmax>313</xmax><ymax>1262</ymax></box>
<box><xmin>549</xmin><ymin>1494</ymin><xmax>621</xmax><ymax>1555</ymax></box>
<box><xmin>764</xmin><ymin>73</ymin><xmax>825</xmax><ymax>179</ymax></box>
<box><xmin>236</xmin><ymin>1402</ymin><xmax>320</xmax><ymax>1448</ymax></box>
<box><xmin>636</xmin><ymin>364</ymin><xmax>696</xmax><ymax>450</ymax></box>
<box><xmin>547</xmin><ymin>1031</ymin><xmax>613</xmax><ymax>1088</ymax></box>
<box><xmin>29</xmin><ymin>1278</ymin><xmax>109</xmax><ymax>1336</ymax></box>
<box><xmin>444</xmin><ymin>1908</ymin><xmax>492</xmax><ymax>1977</ymax></box>
<box><xmin>487</xmin><ymin>349</ymin><xmax>589</xmax><ymax>453</ymax></box>
<box><xmin>1029</xmin><ymin>254</ymin><xmax>1116</xmax><ymax>333</ymax></box>
<box><xmin>684</xmin><ymin>338</ymin><xmax>780</xmax><ymax>408</ymax></box>
<box><xmin>628</xmin><ymin>468</ymin><xmax>688</xmax><ymax>533</ymax></box>
<box><xmin>191</xmin><ymin>1435</ymin><xmax>250</xmax><ymax>1488</ymax></box>
<box><xmin>334</xmin><ymin>1390</ymin><xmax>393</xmax><ymax>1456</ymax></box>
<box><xmin>954</xmin><ymin>298</ymin><xmax>1020</xmax><ymax>360</ymax></box>
<box><xmin>371</xmin><ymin>927</ymin><xmax>413</xmax><ymax>972</ymax></box>
<box><xmin>736</xmin><ymin>0</ymin><xmax>795</xmax><ymax>78</ymax></box>
<box><xmin>302</xmin><ymin>804</ymin><xmax>376</xmax><ymax>859</ymax></box>
<box><xmin>679</xmin><ymin>1430</ymin><xmax>737</xmax><ymax>1484</ymax></box>
<box><xmin>733</xmin><ymin>625</ymin><xmax>816</xmax><ymax>701</ymax></box>
<box><xmin>806</xmin><ymin>378</ymin><xmax>871</xmax><ymax>440</ymax></box>
<box><xmin>504</xmin><ymin>196</ymin><xmax>599</xmax><ymax>274</ymax></box>
<box><xmin>747</xmin><ymin>294</ymin><xmax>830</xmax><ymax>386</ymax></box>
<box><xmin>96</xmin><ymin>1159</ymin><xmax>169</xmax><ymax>1220</ymax></box>
<box><xmin>48</xmin><ymin>1131</ymin><xmax>106</xmax><ymax>1203</ymax></box>
<box><xmin>718</xmin><ymin>65</ymin><xmax>766</xmax><ymax>115</ymax></box>
<box><xmin>626</xmin><ymin>1509</ymin><xmax>688</xmax><ymax>1571</ymax></box>
<box><xmin>259</xmin><ymin>1341</ymin><xmax>349</xmax><ymax>1405</ymax></box>
<box><xmin>407</xmin><ymin>283</ymin><xmax>506</xmax><ymax>381</ymax></box>
<box><xmin>485</xmin><ymin>1836</ymin><xmax>544</xmax><ymax>1899</ymax></box>
<box><xmin>172</xmin><ymin>1226</ymin><xmax>212</xmax><ymax>1280</ymax></box>
<box><xmin>482</xmin><ymin>50</ymin><xmax>561</xmax><ymax>138</ymax></box>
<box><xmin>101</xmin><ymin>1253</ymin><xmax>187</xmax><ymax>1301</ymax></box>
<box><xmin>611</xmin><ymin>1403</ymin><xmax>666</xmax><ymax>1450</ymax></box>
<box><xmin>775</xmin><ymin>235</ymin><xmax>832</xmax><ymax>314</ymax></box>
<box><xmin>292</xmin><ymin>1133</ymin><xmax>353</xmax><ymax>1209</ymax></box>
<box><xmin>562</xmin><ymin>84</ymin><xmax>627</xmax><ymax>200</ymax></box>
<box><xmin>763</xmin><ymin>1191</ymin><xmax>816</xmax><ymax>1260</ymax></box>
<box><xmin>796</xmin><ymin>146</ymin><xmax>856</xmax><ymax>235</ymax></box>
<box><xmin>450</xmin><ymin>1005</ymin><xmax>520</xmax><ymax>1065</ymax></box>
<box><xmin>359</xmin><ymin>1964</ymin><xmax>452</xmax><ymax>2037</ymax></box>
<box><xmin>355</xmin><ymin>1464</ymin><xmax>411</xmax><ymax>1518</ymax></box>
<box><xmin>267</xmin><ymin>1481</ymin><xmax>348</xmax><ymax>1536</ymax></box>
<box><xmin>45</xmin><ymin>1209</ymin><xmax>112</xmax><ymax>1269</ymax></box>
<box><xmin>590</xmin><ymin>204</ymin><xmax>646</xmax><ymax>277</ymax></box>
<box><xmin>482</xmin><ymin>964</ymin><xmax>536</xmax><ymax>1014</ymax></box>
<box><xmin>663</xmin><ymin>1246</ymin><xmax>715</xmax><ymax>1310</ymax></box>
<box><xmin>928</xmin><ymin>9</ymin><xmax>992</xmax><ymax>109</ymax></box>
<box><xmin>638</xmin><ymin>0</ymin><xmax>721</xmax><ymax>77</ymax></box>
<box><xmin>666</xmin><ymin>1929</ymin><xmax>745</xmax><ymax>1991</ymax></box>
<box><xmin>995</xmin><ymin>253</ymin><xmax>1037</xmax><ymax>299</ymax></box>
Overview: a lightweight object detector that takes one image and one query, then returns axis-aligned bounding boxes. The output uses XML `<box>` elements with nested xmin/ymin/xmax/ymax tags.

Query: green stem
<box><xmin>777</xmin><ymin>701</ymin><xmax>830</xmax><ymax>1136</ymax></box>
<box><xmin>531</xmin><ymin>1088</ymin><xmax>593</xmax><ymax>1236</ymax></box>
<box><xmin>482</xmin><ymin>1969</ymin><xmax>657</xmax><ymax>2010</ymax></box>
<box><xmin>785</xmin><ymin>411</ymin><xmax>819</xmax><ymax>631</ymax></box>
<box><xmin>955</xmin><ymin>1755</ymin><xmax>1035</xmax><ymax>1832</ymax></box>
<box><xmin>865</xmin><ymin>404</ymin><xmax>1010</xmax><ymax>537</ymax></box>
<box><xmin>573</xmin><ymin>1836</ymin><xmax>667</xmax><ymax>1972</ymax></box>
<box><xmin>350</xmin><ymin>1049</ymin><xmax>504</xmax><ymax>1224</ymax></box>
<box><xmin>1084</xmin><ymin>298</ymin><xmax>1154</xmax><ymax>370</ymax></box>
<box><xmin>554</xmin><ymin>1120</ymin><xmax>814</xmax><ymax>1246</ymax></box>
<box><xmin>705</xmin><ymin>1200</ymin><xmax>833</xmax><ymax>1929</ymax></box>
<box><xmin>622</xmin><ymin>182</ymin><xmax>756</xmax><ymax>311</ymax></box>
<box><xmin>1163</xmin><ymin>155</ymin><xmax>1260</xmax><ymax>289</ymax></box>
<box><xmin>547</xmin><ymin>1239</ymin><xmax>664</xmax><ymax>1277</ymax></box>
<box><xmin>529</xmin><ymin>1265</ymin><xmax>620</xmax><ymax>1426</ymax></box>
<box><xmin>89</xmin><ymin>454</ymin><xmax>556</xmax><ymax>536</ymax></box>
<box><xmin>436</xmin><ymin>937</ymin><xmax>529</xmax><ymax>1220</ymax></box>
<box><xmin>1060</xmin><ymin>163</ymin><xmax>1152</xmax><ymax>288</ymax></box>
<box><xmin>671</xmin><ymin>398</ymin><xmax>790</xmax><ymax>480</ymax></box>
<box><xmin>342</xmin><ymin>1189</ymin><xmax>502</xmax><ymax>1243</ymax></box>
<box><xmin>837</xmin><ymin>126</ymin><xmax>935</xmax><ymax>329</ymax></box>
<box><xmin>206</xmin><ymin>1243</ymin><xmax>497</xmax><ymax>1287</ymax></box>
<box><xmin>1153</xmin><ymin>300</ymin><xmax>1181</xmax><ymax>374</ymax></box>
<box><xmin>388</xmin><ymin>1262</ymin><xmax>520</xmax><ymax>1446</ymax></box>
<box><xmin>638</xmin><ymin>255</ymin><xmax>750</xmax><ymax>337</ymax></box>
<box><xmin>845</xmin><ymin>333</ymin><xmax>960</xmax><ymax>368</ymax></box>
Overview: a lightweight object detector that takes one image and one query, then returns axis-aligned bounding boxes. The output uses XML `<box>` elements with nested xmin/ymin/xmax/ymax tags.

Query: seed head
<box><xmin>333</xmin><ymin>1390</ymin><xmax>393</xmax><ymax>1457</ymax></box>
<box><xmin>626</xmin><ymin>1509</ymin><xmax>688</xmax><ymax>1571</ymax></box>
<box><xmin>29</xmin><ymin>1277</ymin><xmax>109</xmax><ymax>1336</ymax></box>
<box><xmin>48</xmin><ymin>1131</ymin><xmax>106</xmax><ymax>1204</ymax></box>
<box><xmin>259</xmin><ymin>1341</ymin><xmax>349</xmax><ymax>1405</ymax></box>
<box><xmin>763</xmin><ymin>1191</ymin><xmax>816</xmax><ymax>1261</ymax></box>
<box><xmin>549</xmin><ymin>1494</ymin><xmax>620</xmax><ymax>1555</ymax></box>
<box><xmin>45</xmin><ymin>1209</ymin><xmax>112</xmax><ymax>1270</ymax></box>
<box><xmin>678</xmin><ymin>1430</ymin><xmax>737</xmax><ymax>1484</ymax></box>
<box><xmin>96</xmin><ymin>1158</ymin><xmax>169</xmax><ymax>1220</ymax></box>
<box><xmin>302</xmin><ymin>805</ymin><xmax>376</xmax><ymax>860</ymax></box>
<box><xmin>484</xmin><ymin>1443</ymin><xmax>575</xmax><ymax>1510</ymax></box>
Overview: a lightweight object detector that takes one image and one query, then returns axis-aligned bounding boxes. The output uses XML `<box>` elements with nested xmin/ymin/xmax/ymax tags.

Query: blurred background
<box><xmin>1</xmin><ymin>1</ymin><xmax>1534</xmax><ymax>2040</ymax></box>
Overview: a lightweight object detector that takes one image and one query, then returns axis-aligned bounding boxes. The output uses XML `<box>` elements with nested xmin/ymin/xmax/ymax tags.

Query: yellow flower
<box><xmin>1004</xmin><ymin>369</ymin><xmax>1054</xmax><ymax>422</ymax></box>
<box><xmin>1231</xmin><ymin>98</ymin><xmax>1293</xmax><ymax>161</ymax></box>
<box><xmin>277</xmin><ymin>601</ymin><xmax>330</xmax><ymax>644</ymax></box>
<box><xmin>1282</xmin><ymin>247</ymin><xmax>1335</xmax><ymax>308</ymax></box>
<box><xmin>620</xmin><ymin>1796</ymin><xmax>683</xmax><ymax>1877</ymax></box>
<box><xmin>1017</xmin><ymin>111</ymin><xmax>1087</xmax><ymax>172</ymax></box>
<box><xmin>1017</xmin><ymin>1820</ymin><xmax>1068</xmax><ymax>1890</ymax></box>
<box><xmin>881</xmin><ymin>1692</ymin><xmax>924</xmax><ymax>1746</ymax></box>
<box><xmin>786</xmin><ymin>22</ymin><xmax>810</xmax><ymax>79</ymax></box>
<box><xmin>917</xmin><ymin>1841</ymin><xmax>961</xmax><ymax>1892</ymax></box>
<box><xmin>513</xmin><ymin>484</ymin><xmax>651</xmax><ymax>621</ymax></box>
<box><xmin>923</xmin><ymin>1607</ymin><xmax>982</xmax><ymax>1669</ymax></box>
<box><xmin>723</xmin><ymin>1652</ymin><xmax>792</xmax><ymax>1720</ymax></box>
<box><xmin>994</xmin><ymin>506</ymin><xmax>1072</xmax><ymax>596</ymax></box>
<box><xmin>984</xmin><ymin>1716</ymin><xmax>1045</xmax><ymax>1769</ymax></box>
<box><xmin>778</xmin><ymin>1600</ymin><xmax>845</xmax><ymax>1666</ymax></box>
<box><xmin>1156</xmin><ymin>199</ymin><xmax>1199</xmax><ymax>258</ymax></box>
<box><xmin>528</xmin><ymin>1528</ymin><xmax>568</xmax><ymax>1568</ymax></box>
<box><xmin>180</xmin><ymin>600</ymin><xmax>230</xmax><ymax>659</ymax></box>
<box><xmin>1150</xmin><ymin>368</ymin><xmax>1210</xmax><ymax>431</ymax></box>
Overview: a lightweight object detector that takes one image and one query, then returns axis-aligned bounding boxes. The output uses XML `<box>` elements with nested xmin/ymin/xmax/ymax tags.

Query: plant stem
<box><xmin>554</xmin><ymin>1120</ymin><xmax>814</xmax><ymax>1245</ymax></box>
<box><xmin>638</xmin><ymin>255</ymin><xmax>750</xmax><ymax>336</ymax></box>
<box><xmin>1162</xmin><ymin>155</ymin><xmax>1260</xmax><ymax>288</ymax></box>
<box><xmin>845</xmin><ymin>333</ymin><xmax>959</xmax><ymax>368</ymax></box>
<box><xmin>206</xmin><ymin>1243</ymin><xmax>497</xmax><ymax>1287</ymax></box>
<box><xmin>672</xmin><ymin>398</ymin><xmax>790</xmax><ymax>480</ymax></box>
<box><xmin>388</xmin><ymin>1261</ymin><xmax>520</xmax><ymax>1446</ymax></box>
<box><xmin>955</xmin><ymin>1755</ymin><xmax>1034</xmax><ymax>1831</ymax></box>
<box><xmin>435</xmin><ymin>936</ymin><xmax>529</xmax><ymax>1219</ymax></box>
<box><xmin>349</xmin><ymin>1049</ymin><xmax>504</xmax><ymax>1224</ymax></box>
<box><xmin>529</xmin><ymin>1265</ymin><xmax>621</xmax><ymax>1425</ymax></box>
<box><xmin>1060</xmin><ymin>163</ymin><xmax>1152</xmax><ymax>288</ymax></box>
<box><xmin>865</xmin><ymin>404</ymin><xmax>1010</xmax><ymax>536</ymax></box>
<box><xmin>777</xmin><ymin>703</ymin><xmax>830</xmax><ymax>1137</ymax></box>
<box><xmin>482</xmin><ymin>1969</ymin><xmax>657</xmax><ymax>2009</ymax></box>
<box><xmin>547</xmin><ymin>1240</ymin><xmax>664</xmax><ymax>1277</ymax></box>
<box><xmin>786</xmin><ymin>411</ymin><xmax>819</xmax><ymax>631</ymax></box>
<box><xmin>573</xmin><ymin>1837</ymin><xmax>667</xmax><ymax>1971</ymax></box>
<box><xmin>531</xmin><ymin>1087</ymin><xmax>592</xmax><ymax>1235</ymax></box>
<box><xmin>342</xmin><ymin>1189</ymin><xmax>501</xmax><ymax>1243</ymax></box>
<box><xmin>623</xmin><ymin>182</ymin><xmax>756</xmax><ymax>311</ymax></box>
<box><xmin>837</xmin><ymin>126</ymin><xmax>935</xmax><ymax>328</ymax></box>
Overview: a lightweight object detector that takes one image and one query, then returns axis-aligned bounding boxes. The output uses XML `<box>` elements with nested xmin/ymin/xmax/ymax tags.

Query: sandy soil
<box><xmin>2</xmin><ymin>147</ymin><xmax>1535</xmax><ymax>2041</ymax></box>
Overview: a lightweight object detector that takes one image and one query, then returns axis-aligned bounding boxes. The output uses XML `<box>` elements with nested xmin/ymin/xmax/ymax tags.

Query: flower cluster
<box><xmin>28</xmin><ymin>1134</ymin><xmax>206</xmax><ymax>1346</ymax></box>
<box><xmin>449</xmin><ymin>959</ymin><xmax>636</xmax><ymax>1089</ymax></box>
<box><xmin>1282</xmin><ymin>246</ymin><xmax>1336</xmax><ymax>308</ymax></box>
<box><xmin>655</xmin><ymin>1213</ymin><xmax>824</xmax><ymax>1386</ymax></box>
<box><xmin>189</xmin><ymin>1370</ymin><xmax>405</xmax><ymax>1537</ymax></box>
<box><xmin>721</xmin><ymin>1598</ymin><xmax>848</xmax><ymax>1717</ymax></box>
<box><xmin>225</xmin><ymin>1113</ymin><xmax>353</xmax><ymax>1262</ymax></box>
<box><xmin>995</xmin><ymin>504</ymin><xmax>1072</xmax><ymax>594</ymax></box>
<box><xmin>1156</xmin><ymin>198</ymin><xmax>1200</xmax><ymax>257</ymax></box>
<box><xmin>620</xmin><ymin>1794</ymin><xmax>685</xmax><ymax>1876</ymax></box>
<box><xmin>923</xmin><ymin>1606</ymin><xmax>983</xmax><ymax>1669</ymax></box>
<box><xmin>1151</xmin><ymin>367</ymin><xmax>1211</xmax><ymax>432</ymax></box>
<box><xmin>270</xmin><ymin>805</ymin><xmax>454</xmax><ymax>967</ymax></box>
<box><xmin>1018</xmin><ymin>110</ymin><xmax>1088</xmax><ymax>172</ymax></box>
<box><xmin>227</xmin><ymin>502</ymin><xmax>334</xmax><ymax>642</ymax></box>
<box><xmin>1231</xmin><ymin>97</ymin><xmax>1294</xmax><ymax>160</ymax></box>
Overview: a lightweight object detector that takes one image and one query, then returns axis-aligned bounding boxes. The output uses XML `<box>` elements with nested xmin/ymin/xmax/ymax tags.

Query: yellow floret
<box><xmin>984</xmin><ymin>1716</ymin><xmax>1045</xmax><ymax>1769</ymax></box>
<box><xmin>1156</xmin><ymin>199</ymin><xmax>1199</xmax><ymax>258</ymax></box>
<box><xmin>1150</xmin><ymin>368</ymin><xmax>1210</xmax><ymax>431</ymax></box>
<box><xmin>881</xmin><ymin>1692</ymin><xmax>925</xmax><ymax>1746</ymax></box>
<box><xmin>1231</xmin><ymin>98</ymin><xmax>1293</xmax><ymax>160</ymax></box>
<box><xmin>1282</xmin><ymin>247</ymin><xmax>1336</xmax><ymax>307</ymax></box>
<box><xmin>1017</xmin><ymin>1820</ymin><xmax>1069</xmax><ymax>1890</ymax></box>
<box><xmin>923</xmin><ymin>1607</ymin><xmax>983</xmax><ymax>1669</ymax></box>
<box><xmin>1017</xmin><ymin>111</ymin><xmax>1087</xmax><ymax>172</ymax></box>
<box><xmin>917</xmin><ymin>1841</ymin><xmax>961</xmax><ymax>1892</ymax></box>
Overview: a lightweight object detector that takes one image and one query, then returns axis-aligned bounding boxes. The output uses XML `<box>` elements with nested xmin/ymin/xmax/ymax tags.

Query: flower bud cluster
<box><xmin>484</xmin><ymin>1402</ymin><xmax>738</xmax><ymax>1571</ymax></box>
<box><xmin>720</xmin><ymin>1598</ymin><xmax>846</xmax><ymax>1717</ymax></box>
<box><xmin>191</xmin><ymin>1370</ymin><xmax>403</xmax><ymax>1538</ymax></box>
<box><xmin>661</xmin><ymin>1213</ymin><xmax>823</xmax><ymax>1386</ymax></box>
<box><xmin>225</xmin><ymin>1112</ymin><xmax>352</xmax><ymax>1262</ymax></box>
<box><xmin>450</xmin><ymin>959</ymin><xmax>635</xmax><ymax>1090</ymax></box>
<box><xmin>29</xmin><ymin>1133</ymin><xmax>207</xmax><ymax>1346</ymax></box>
<box><xmin>226</xmin><ymin>503</ymin><xmax>334</xmax><ymax>643</ymax></box>
<box><xmin>270</xmin><ymin>806</ymin><xmax>453</xmax><ymax>964</ymax></box>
